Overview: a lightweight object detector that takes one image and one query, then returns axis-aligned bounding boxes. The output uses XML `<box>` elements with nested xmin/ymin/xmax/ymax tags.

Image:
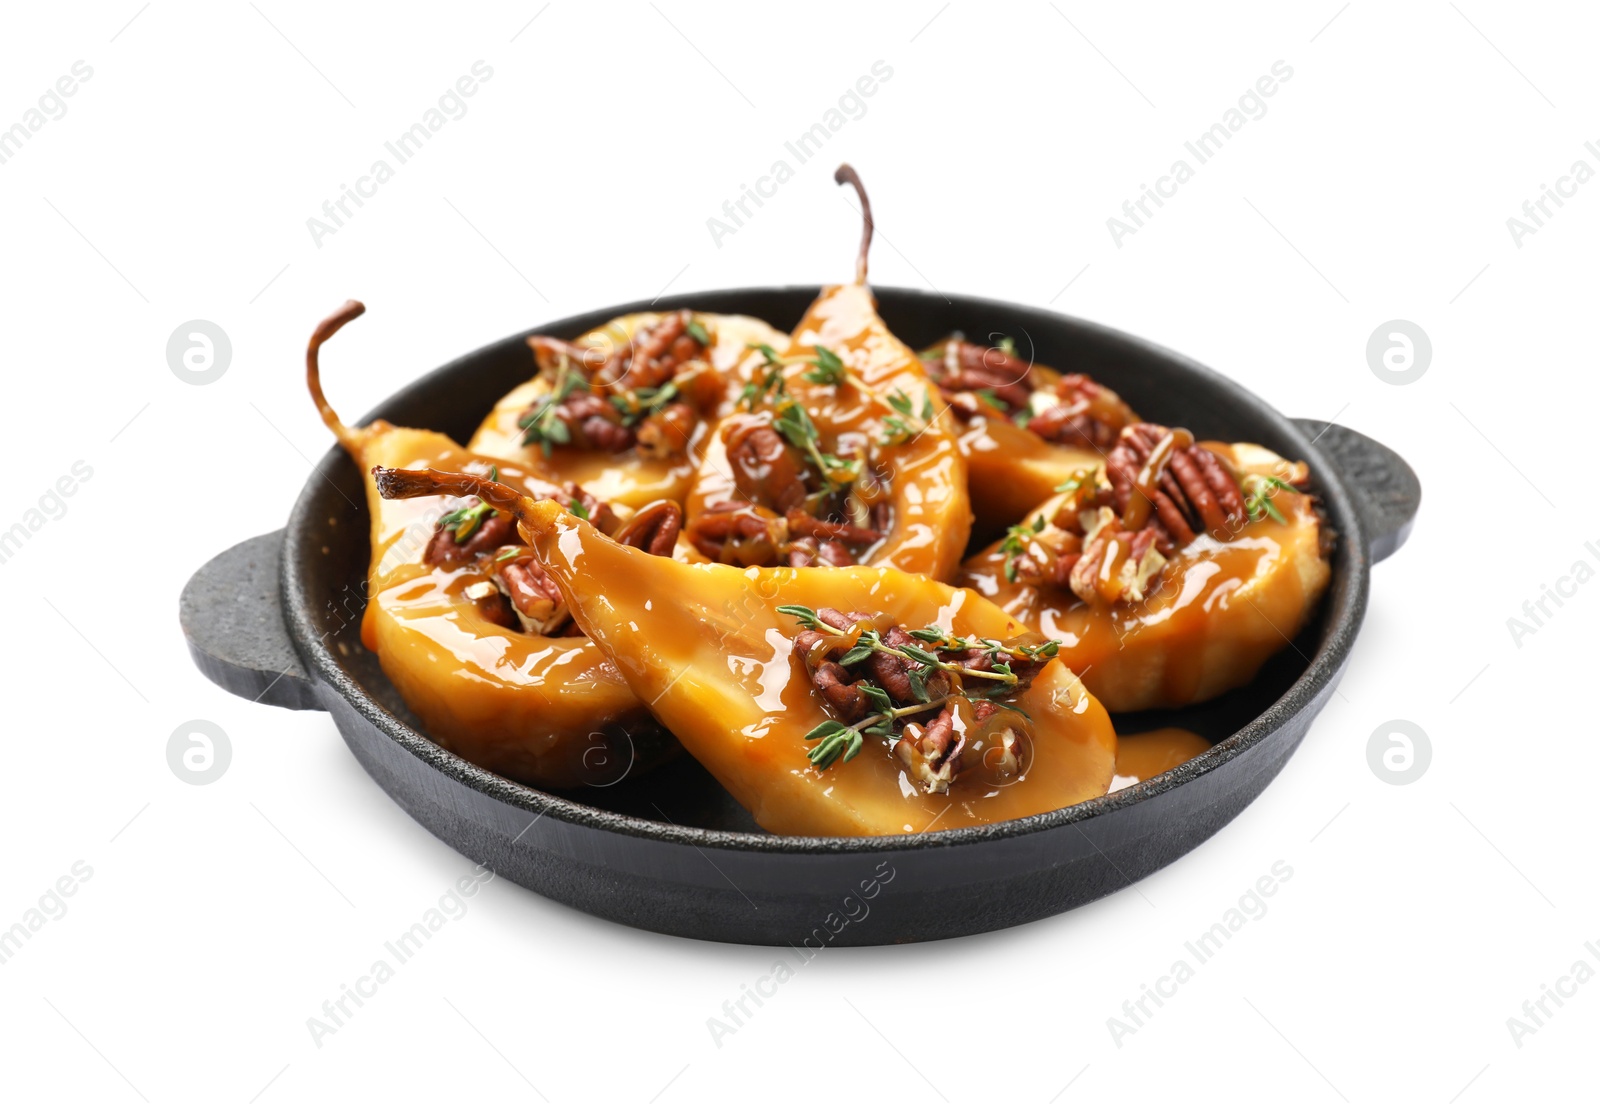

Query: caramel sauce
<box><xmin>1110</xmin><ymin>728</ymin><xmax>1212</xmax><ymax>791</ymax></box>
<box><xmin>468</xmin><ymin>313</ymin><xmax>788</xmax><ymax>508</ymax></box>
<box><xmin>512</xmin><ymin>496</ymin><xmax>1115</xmax><ymax>836</ymax></box>
<box><xmin>957</xmin><ymin>443</ymin><xmax>1331</xmax><ymax>713</ymax></box>
<box><xmin>684</xmin><ymin>284</ymin><xmax>973</xmax><ymax>581</ymax></box>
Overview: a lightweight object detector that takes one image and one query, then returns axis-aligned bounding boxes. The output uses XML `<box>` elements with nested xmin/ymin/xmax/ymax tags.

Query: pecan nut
<box><xmin>493</xmin><ymin>552</ymin><xmax>572</xmax><ymax>636</ymax></box>
<box><xmin>1106</xmin><ymin>422</ymin><xmax>1246</xmax><ymax>552</ymax></box>
<box><xmin>725</xmin><ymin>417</ymin><xmax>810</xmax><ymax>514</ymax></box>
<box><xmin>1068</xmin><ymin>514</ymin><xmax>1167</xmax><ymax>606</ymax></box>
<box><xmin>894</xmin><ymin>705</ymin><xmax>963</xmax><ymax>794</ymax></box>
<box><xmin>613</xmin><ymin>500</ymin><xmax>683</xmax><ymax>557</ymax></box>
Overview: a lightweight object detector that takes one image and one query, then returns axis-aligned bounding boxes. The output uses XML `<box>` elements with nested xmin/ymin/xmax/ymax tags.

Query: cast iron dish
<box><xmin>181</xmin><ymin>286</ymin><xmax>1418</xmax><ymax>945</ymax></box>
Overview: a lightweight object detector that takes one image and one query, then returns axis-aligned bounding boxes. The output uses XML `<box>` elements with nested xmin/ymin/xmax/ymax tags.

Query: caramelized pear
<box><xmin>307</xmin><ymin>301</ymin><xmax>674</xmax><ymax>788</ymax></box>
<box><xmin>957</xmin><ymin>438</ymin><xmax>1331</xmax><ymax>712</ymax></box>
<box><xmin>469</xmin><ymin>311</ymin><xmax>788</xmax><ymax>507</ymax></box>
<box><xmin>371</xmin><ymin>468</ymin><xmax>1117</xmax><ymax>838</ymax></box>
<box><xmin>682</xmin><ymin>165</ymin><xmax>972</xmax><ymax>579</ymax></box>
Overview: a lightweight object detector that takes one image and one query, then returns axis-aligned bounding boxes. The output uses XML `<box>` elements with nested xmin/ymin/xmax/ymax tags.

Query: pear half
<box><xmin>373</xmin><ymin>467</ymin><xmax>1116</xmax><ymax>838</ymax></box>
<box><xmin>957</xmin><ymin>442</ymin><xmax>1332</xmax><ymax>712</ymax></box>
<box><xmin>307</xmin><ymin>301</ymin><xmax>672</xmax><ymax>788</ymax></box>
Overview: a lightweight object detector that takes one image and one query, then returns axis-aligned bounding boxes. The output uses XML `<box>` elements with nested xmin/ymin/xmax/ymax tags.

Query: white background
<box><xmin>0</xmin><ymin>1</ymin><xmax>1591</xmax><ymax>1102</ymax></box>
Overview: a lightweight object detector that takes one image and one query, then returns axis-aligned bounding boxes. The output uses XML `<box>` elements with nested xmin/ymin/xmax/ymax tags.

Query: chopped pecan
<box><xmin>922</xmin><ymin>338</ymin><xmax>1135</xmax><ymax>448</ymax></box>
<box><xmin>784</xmin><ymin>508</ymin><xmax>882</xmax><ymax>547</ymax></box>
<box><xmin>613</xmin><ymin>500</ymin><xmax>682</xmax><ymax>557</ymax></box>
<box><xmin>601</xmin><ymin>311</ymin><xmax>706</xmax><ymax>392</ymax></box>
<box><xmin>635</xmin><ymin>401</ymin><xmax>697</xmax><ymax>458</ymax></box>
<box><xmin>685</xmin><ymin>502</ymin><xmax>788</xmax><ymax>565</ymax></box>
<box><xmin>463</xmin><ymin>578</ymin><xmax>517</xmax><ymax>629</ymax></box>
<box><xmin>1068</xmin><ymin>515</ymin><xmax>1167</xmax><ymax>606</ymax></box>
<box><xmin>523</xmin><ymin>313</ymin><xmax>709</xmax><ymax>453</ymax></box>
<box><xmin>1009</xmin><ymin>529</ymin><xmax>1084</xmax><ymax>589</ymax></box>
<box><xmin>894</xmin><ymin>705</ymin><xmax>964</xmax><ymax>794</ymax></box>
<box><xmin>922</xmin><ymin>338</ymin><xmax>1035</xmax><ymax>410</ymax></box>
<box><xmin>786</xmin><ymin>537</ymin><xmax>855</xmax><ymax>567</ymax></box>
<box><xmin>1025</xmin><ymin>374</ymin><xmax>1138</xmax><ymax>451</ymax></box>
<box><xmin>812</xmin><ymin>660</ymin><xmax>871</xmax><ymax>722</ymax></box>
<box><xmin>783</xmin><ymin>602</ymin><xmax>1056</xmax><ymax>783</ymax></box>
<box><xmin>562</xmin><ymin>483</ymin><xmax>617</xmax><ymax>534</ymax></box>
<box><xmin>556</xmin><ymin>393</ymin><xmax>635</xmax><ymax>453</ymax></box>
<box><xmin>813</xmin><ymin>609</ymin><xmax>950</xmax><ymax>706</ymax></box>
<box><xmin>947</xmin><ymin>646</ymin><xmax>1048</xmax><ymax>689</ymax></box>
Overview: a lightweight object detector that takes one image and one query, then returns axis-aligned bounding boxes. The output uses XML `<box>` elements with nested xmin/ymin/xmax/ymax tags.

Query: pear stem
<box><xmin>305</xmin><ymin>299</ymin><xmax>367</xmax><ymax>455</ymax></box>
<box><xmin>370</xmin><ymin>466</ymin><xmax>565</xmax><ymax>540</ymax></box>
<box><xmin>833</xmin><ymin>164</ymin><xmax>873</xmax><ymax>285</ymax></box>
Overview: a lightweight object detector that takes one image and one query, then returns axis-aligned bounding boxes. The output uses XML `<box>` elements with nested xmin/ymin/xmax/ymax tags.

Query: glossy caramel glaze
<box><xmin>685</xmin><ymin>284</ymin><xmax>972</xmax><ymax>580</ymax></box>
<box><xmin>308</xmin><ymin>302</ymin><xmax>672</xmax><ymax>788</ymax></box>
<box><xmin>469</xmin><ymin>312</ymin><xmax>788</xmax><ymax>507</ymax></box>
<box><xmin>1110</xmin><ymin>728</ymin><xmax>1212</xmax><ymax>791</ymax></box>
<box><xmin>957</xmin><ymin>443</ymin><xmax>1331</xmax><ymax>712</ymax></box>
<box><xmin>493</xmin><ymin>493</ymin><xmax>1114</xmax><ymax>837</ymax></box>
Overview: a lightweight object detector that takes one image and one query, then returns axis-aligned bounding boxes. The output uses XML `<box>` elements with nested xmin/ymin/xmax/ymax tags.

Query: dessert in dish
<box><xmin>302</xmin><ymin>164</ymin><xmax>1333</xmax><ymax>835</ymax></box>
<box><xmin>307</xmin><ymin>300</ymin><xmax>678</xmax><ymax>788</ymax></box>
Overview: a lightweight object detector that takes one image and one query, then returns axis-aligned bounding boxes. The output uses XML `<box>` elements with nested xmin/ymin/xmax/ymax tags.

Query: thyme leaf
<box><xmin>438</xmin><ymin>499</ymin><xmax>495</xmax><ymax>543</ymax></box>
<box><xmin>1000</xmin><ymin>515</ymin><xmax>1047</xmax><ymax>583</ymax></box>
<box><xmin>1243</xmin><ymin>474</ymin><xmax>1296</xmax><ymax>524</ymax></box>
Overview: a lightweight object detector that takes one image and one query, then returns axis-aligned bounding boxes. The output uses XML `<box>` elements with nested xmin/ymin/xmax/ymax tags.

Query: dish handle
<box><xmin>179</xmin><ymin>530</ymin><xmax>325</xmax><ymax>711</ymax></box>
<box><xmin>1293</xmin><ymin>419</ymin><xmax>1419</xmax><ymax>563</ymax></box>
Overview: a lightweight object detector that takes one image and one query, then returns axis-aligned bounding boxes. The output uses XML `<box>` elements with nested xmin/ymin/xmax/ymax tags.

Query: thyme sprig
<box><xmin>879</xmin><ymin>389</ymin><xmax>936</xmax><ymax>446</ymax></box>
<box><xmin>747</xmin><ymin>342</ymin><xmax>865</xmax><ymax>390</ymax></box>
<box><xmin>608</xmin><ymin>380</ymin><xmax>680</xmax><ymax>427</ymax></box>
<box><xmin>437</xmin><ymin>466</ymin><xmax>500</xmax><ymax>542</ymax></box>
<box><xmin>518</xmin><ymin>358</ymin><xmax>587</xmax><ymax>454</ymax></box>
<box><xmin>1243</xmin><ymin>474</ymin><xmax>1297</xmax><ymax>524</ymax></box>
<box><xmin>774</xmin><ymin>399</ymin><xmax>861</xmax><ymax>487</ymax></box>
<box><xmin>439</xmin><ymin>499</ymin><xmax>494</xmax><ymax>543</ymax></box>
<box><xmin>999</xmin><ymin>516</ymin><xmax>1047</xmax><ymax>583</ymax></box>
<box><xmin>800</xmin><ymin>345</ymin><xmax>847</xmax><ymax>385</ymax></box>
<box><xmin>781</xmin><ymin>606</ymin><xmax>1060</xmax><ymax>771</ymax></box>
<box><xmin>739</xmin><ymin>355</ymin><xmax>861</xmax><ymax>487</ymax></box>
<box><xmin>803</xmin><ymin>696</ymin><xmax>956</xmax><ymax>769</ymax></box>
<box><xmin>905</xmin><ymin>624</ymin><xmax>1060</xmax><ymax>662</ymax></box>
<box><xmin>777</xmin><ymin>605</ymin><xmax>1018</xmax><ymax>686</ymax></box>
<box><xmin>742</xmin><ymin>342</ymin><xmax>939</xmax><ymax>450</ymax></box>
